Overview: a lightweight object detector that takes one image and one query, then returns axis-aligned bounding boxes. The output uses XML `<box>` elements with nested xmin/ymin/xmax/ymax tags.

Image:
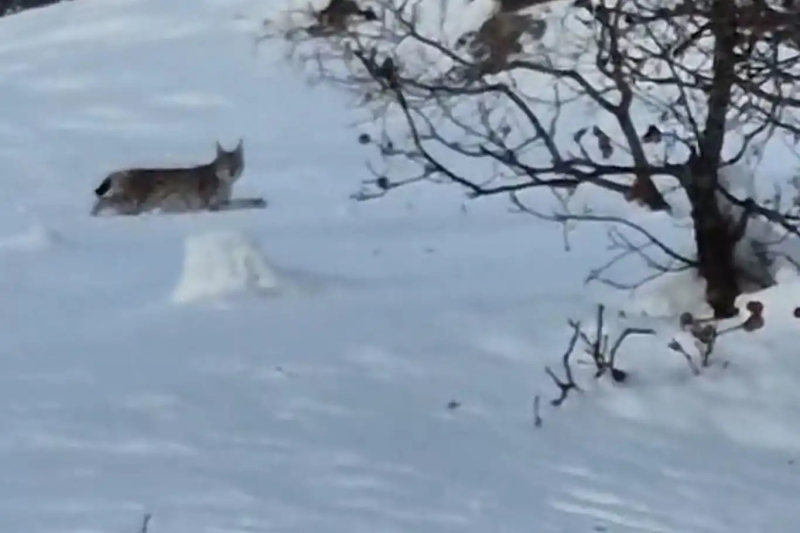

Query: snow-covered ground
<box><xmin>1</xmin><ymin>0</ymin><xmax>800</xmax><ymax>532</ymax></box>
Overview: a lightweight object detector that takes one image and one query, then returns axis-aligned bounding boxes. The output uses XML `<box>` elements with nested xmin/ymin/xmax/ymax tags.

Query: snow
<box><xmin>0</xmin><ymin>0</ymin><xmax>799</xmax><ymax>532</ymax></box>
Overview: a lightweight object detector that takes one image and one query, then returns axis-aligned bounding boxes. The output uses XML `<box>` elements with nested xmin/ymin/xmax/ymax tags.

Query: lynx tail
<box><xmin>94</xmin><ymin>177</ymin><xmax>112</xmax><ymax>197</ymax></box>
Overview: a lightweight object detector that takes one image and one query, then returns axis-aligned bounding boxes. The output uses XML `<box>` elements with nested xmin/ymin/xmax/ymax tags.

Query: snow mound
<box><xmin>172</xmin><ymin>230</ymin><xmax>281</xmax><ymax>304</ymax></box>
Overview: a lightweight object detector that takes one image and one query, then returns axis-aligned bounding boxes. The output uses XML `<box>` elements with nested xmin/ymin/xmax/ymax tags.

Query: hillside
<box><xmin>0</xmin><ymin>1</ymin><xmax>799</xmax><ymax>532</ymax></box>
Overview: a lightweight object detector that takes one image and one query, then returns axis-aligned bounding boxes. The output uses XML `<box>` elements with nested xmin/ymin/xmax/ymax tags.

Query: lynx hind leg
<box><xmin>90</xmin><ymin>198</ymin><xmax>104</xmax><ymax>216</ymax></box>
<box><xmin>91</xmin><ymin>195</ymin><xmax>117</xmax><ymax>216</ymax></box>
<box><xmin>91</xmin><ymin>193</ymin><xmax>140</xmax><ymax>216</ymax></box>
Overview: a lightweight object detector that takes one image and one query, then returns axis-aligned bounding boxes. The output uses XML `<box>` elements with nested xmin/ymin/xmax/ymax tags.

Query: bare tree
<box><xmin>265</xmin><ymin>0</ymin><xmax>800</xmax><ymax>318</ymax></box>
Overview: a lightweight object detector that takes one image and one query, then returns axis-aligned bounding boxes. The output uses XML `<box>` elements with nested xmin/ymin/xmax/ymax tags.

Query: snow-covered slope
<box><xmin>1</xmin><ymin>1</ymin><xmax>800</xmax><ymax>532</ymax></box>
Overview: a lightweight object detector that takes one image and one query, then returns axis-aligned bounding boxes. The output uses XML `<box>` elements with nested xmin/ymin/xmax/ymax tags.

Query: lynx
<box><xmin>91</xmin><ymin>140</ymin><xmax>261</xmax><ymax>216</ymax></box>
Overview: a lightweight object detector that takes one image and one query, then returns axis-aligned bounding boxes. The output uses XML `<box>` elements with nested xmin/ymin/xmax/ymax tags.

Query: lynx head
<box><xmin>214</xmin><ymin>139</ymin><xmax>245</xmax><ymax>183</ymax></box>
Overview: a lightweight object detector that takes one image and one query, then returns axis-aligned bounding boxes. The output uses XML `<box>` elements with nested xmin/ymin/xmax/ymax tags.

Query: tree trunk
<box><xmin>687</xmin><ymin>164</ymin><xmax>740</xmax><ymax>319</ymax></box>
<box><xmin>686</xmin><ymin>0</ymin><xmax>740</xmax><ymax>319</ymax></box>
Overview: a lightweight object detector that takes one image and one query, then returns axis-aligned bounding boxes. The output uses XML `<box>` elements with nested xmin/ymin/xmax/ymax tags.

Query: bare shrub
<box><xmin>545</xmin><ymin>299</ymin><xmax>766</xmax><ymax>409</ymax></box>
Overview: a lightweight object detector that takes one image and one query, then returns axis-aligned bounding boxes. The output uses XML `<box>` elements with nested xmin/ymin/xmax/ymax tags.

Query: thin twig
<box><xmin>533</xmin><ymin>394</ymin><xmax>543</xmax><ymax>428</ymax></box>
<box><xmin>141</xmin><ymin>514</ymin><xmax>152</xmax><ymax>533</ymax></box>
<box><xmin>607</xmin><ymin>327</ymin><xmax>657</xmax><ymax>369</ymax></box>
<box><xmin>546</xmin><ymin>322</ymin><xmax>582</xmax><ymax>406</ymax></box>
<box><xmin>668</xmin><ymin>339</ymin><xmax>701</xmax><ymax>376</ymax></box>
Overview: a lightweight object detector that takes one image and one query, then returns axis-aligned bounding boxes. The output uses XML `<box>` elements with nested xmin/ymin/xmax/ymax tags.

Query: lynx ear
<box><xmin>216</xmin><ymin>140</ymin><xmax>224</xmax><ymax>154</ymax></box>
<box><xmin>236</xmin><ymin>138</ymin><xmax>244</xmax><ymax>152</ymax></box>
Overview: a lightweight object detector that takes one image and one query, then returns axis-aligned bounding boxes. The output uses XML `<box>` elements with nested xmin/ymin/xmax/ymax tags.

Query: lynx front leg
<box><xmin>205</xmin><ymin>184</ymin><xmax>231</xmax><ymax>212</ymax></box>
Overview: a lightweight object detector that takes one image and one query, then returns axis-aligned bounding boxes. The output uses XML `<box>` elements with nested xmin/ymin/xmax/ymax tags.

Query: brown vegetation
<box><xmin>308</xmin><ymin>0</ymin><xmax>377</xmax><ymax>36</ymax></box>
